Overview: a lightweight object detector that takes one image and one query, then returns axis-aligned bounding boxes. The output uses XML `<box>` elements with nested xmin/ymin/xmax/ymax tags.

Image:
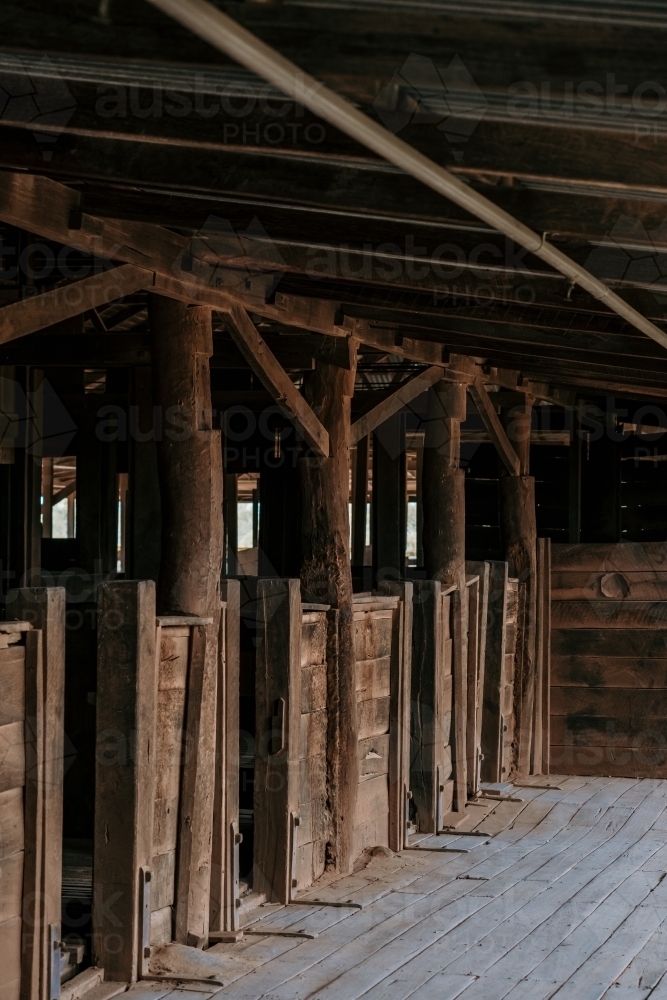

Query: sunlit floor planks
<box><xmin>127</xmin><ymin>775</ymin><xmax>667</xmax><ymax>1000</ymax></box>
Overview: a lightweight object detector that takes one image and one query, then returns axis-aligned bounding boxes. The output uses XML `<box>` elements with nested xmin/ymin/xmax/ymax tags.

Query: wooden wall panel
<box><xmin>551</xmin><ymin>542</ymin><xmax>667</xmax><ymax>778</ymax></box>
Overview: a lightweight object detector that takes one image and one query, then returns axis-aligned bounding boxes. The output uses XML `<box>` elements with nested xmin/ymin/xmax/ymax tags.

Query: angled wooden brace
<box><xmin>224</xmin><ymin>303</ymin><xmax>330</xmax><ymax>457</ymax></box>
<box><xmin>0</xmin><ymin>264</ymin><xmax>153</xmax><ymax>345</ymax></box>
<box><xmin>351</xmin><ymin>365</ymin><xmax>444</xmax><ymax>445</ymax></box>
<box><xmin>468</xmin><ymin>378</ymin><xmax>521</xmax><ymax>476</ymax></box>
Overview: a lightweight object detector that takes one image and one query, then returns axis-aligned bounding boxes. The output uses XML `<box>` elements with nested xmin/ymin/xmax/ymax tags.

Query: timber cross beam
<box><xmin>224</xmin><ymin>304</ymin><xmax>330</xmax><ymax>458</ymax></box>
<box><xmin>468</xmin><ymin>378</ymin><xmax>521</xmax><ymax>477</ymax></box>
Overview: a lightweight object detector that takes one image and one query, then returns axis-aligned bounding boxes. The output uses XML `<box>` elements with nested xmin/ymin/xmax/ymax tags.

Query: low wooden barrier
<box><xmin>93</xmin><ymin>580</ymin><xmax>239</xmax><ymax>978</ymax></box>
<box><xmin>480</xmin><ymin>563</ymin><xmax>519</xmax><ymax>784</ymax></box>
<box><xmin>253</xmin><ymin>579</ymin><xmax>335</xmax><ymax>902</ymax></box>
<box><xmin>353</xmin><ymin>587</ymin><xmax>412</xmax><ymax>856</ymax></box>
<box><xmin>406</xmin><ymin>570</ymin><xmax>489</xmax><ymax>835</ymax></box>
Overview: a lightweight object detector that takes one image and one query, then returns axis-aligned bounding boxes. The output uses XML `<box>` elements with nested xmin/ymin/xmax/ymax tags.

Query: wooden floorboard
<box><xmin>123</xmin><ymin>777</ymin><xmax>667</xmax><ymax>1000</ymax></box>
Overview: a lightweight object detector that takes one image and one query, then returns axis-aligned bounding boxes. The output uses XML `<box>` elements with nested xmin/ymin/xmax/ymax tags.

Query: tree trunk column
<box><xmin>422</xmin><ymin>380</ymin><xmax>467</xmax><ymax>586</ymax></box>
<box><xmin>499</xmin><ymin>399</ymin><xmax>537</xmax><ymax>776</ymax></box>
<box><xmin>300</xmin><ymin>356</ymin><xmax>358</xmax><ymax>874</ymax></box>
<box><xmin>422</xmin><ymin>380</ymin><xmax>469</xmax><ymax>813</ymax></box>
<box><xmin>149</xmin><ymin>295</ymin><xmax>223</xmax><ymax>617</ymax></box>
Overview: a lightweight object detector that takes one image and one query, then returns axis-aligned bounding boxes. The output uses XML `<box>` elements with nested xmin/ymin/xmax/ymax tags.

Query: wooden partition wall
<box><xmin>93</xmin><ymin>580</ymin><xmax>239</xmax><ymax>979</ymax></box>
<box><xmin>551</xmin><ymin>542</ymin><xmax>667</xmax><ymax>778</ymax></box>
<box><xmin>1</xmin><ymin>589</ymin><xmax>65</xmax><ymax>1000</ymax></box>
<box><xmin>480</xmin><ymin>563</ymin><xmax>519</xmax><ymax>783</ymax></box>
<box><xmin>253</xmin><ymin>578</ymin><xmax>335</xmax><ymax>903</ymax></box>
<box><xmin>354</xmin><ymin>587</ymin><xmax>412</xmax><ymax>857</ymax></box>
<box><xmin>406</xmin><ymin>569</ymin><xmax>490</xmax><ymax>835</ymax></box>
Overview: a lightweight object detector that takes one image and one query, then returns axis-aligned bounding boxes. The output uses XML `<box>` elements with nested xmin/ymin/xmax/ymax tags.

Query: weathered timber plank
<box><xmin>551</xmin><ymin>686</ymin><xmax>667</xmax><ymax>719</ymax></box>
<box><xmin>551</xmin><ymin>543</ymin><xmax>667</xmax><ymax>572</ymax></box>
<box><xmin>0</xmin><ymin>790</ymin><xmax>23</xmax><ymax>861</ymax></box>
<box><xmin>358</xmin><ymin>734</ymin><xmax>390</xmax><ymax>780</ymax></box>
<box><xmin>0</xmin><ymin>722</ymin><xmax>25</xmax><ymax>793</ymax></box>
<box><xmin>550</xmin><ymin>715</ymin><xmax>667</xmax><ymax>748</ymax></box>
<box><xmin>16</xmin><ymin>587</ymin><xmax>66</xmax><ymax>1000</ymax></box>
<box><xmin>0</xmin><ymin>918</ymin><xmax>21</xmax><ymax>990</ymax></box>
<box><xmin>551</xmin><ymin>629</ymin><xmax>667</xmax><ymax>658</ymax></box>
<box><xmin>552</xmin><ymin>569</ymin><xmax>667</xmax><ymax>602</ymax></box>
<box><xmin>174</xmin><ymin>622</ymin><xmax>218</xmax><ymax>948</ymax></box>
<box><xmin>552</xmin><ymin>656</ymin><xmax>667</xmax><ymax>689</ymax></box>
<box><xmin>552</xmin><ymin>601</ymin><xmax>667</xmax><ymax>629</ymax></box>
<box><xmin>254</xmin><ymin>579</ymin><xmax>301</xmax><ymax>904</ymax></box>
<box><xmin>357</xmin><ymin>697</ymin><xmax>390</xmax><ymax>740</ymax></box>
<box><xmin>0</xmin><ymin>648</ymin><xmax>23</xmax><ymax>727</ymax></box>
<box><xmin>93</xmin><ymin>580</ymin><xmax>157</xmax><ymax>980</ymax></box>
<box><xmin>549</xmin><ymin>746</ymin><xmax>667</xmax><ymax>777</ymax></box>
<box><xmin>356</xmin><ymin>657</ymin><xmax>391</xmax><ymax>701</ymax></box>
<box><xmin>0</xmin><ymin>853</ymin><xmax>23</xmax><ymax>924</ymax></box>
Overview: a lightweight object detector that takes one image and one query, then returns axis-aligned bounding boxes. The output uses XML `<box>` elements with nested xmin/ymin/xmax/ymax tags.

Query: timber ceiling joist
<box><xmin>2</xmin><ymin>166</ymin><xmax>667</xmax><ymax>400</ymax></box>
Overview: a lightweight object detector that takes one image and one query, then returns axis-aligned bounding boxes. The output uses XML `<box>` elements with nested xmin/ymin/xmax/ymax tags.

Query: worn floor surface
<box><xmin>127</xmin><ymin>775</ymin><xmax>667</xmax><ymax>1000</ymax></box>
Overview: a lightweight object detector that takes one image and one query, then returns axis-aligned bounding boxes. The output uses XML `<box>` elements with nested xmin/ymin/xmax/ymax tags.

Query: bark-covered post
<box><xmin>300</xmin><ymin>350</ymin><xmax>358</xmax><ymax>874</ymax></box>
<box><xmin>422</xmin><ymin>379</ymin><xmax>467</xmax><ymax>587</ymax></box>
<box><xmin>148</xmin><ymin>295</ymin><xmax>223</xmax><ymax>617</ymax></box>
<box><xmin>499</xmin><ymin>396</ymin><xmax>537</xmax><ymax>776</ymax></box>
<box><xmin>421</xmin><ymin>379</ymin><xmax>469</xmax><ymax>812</ymax></box>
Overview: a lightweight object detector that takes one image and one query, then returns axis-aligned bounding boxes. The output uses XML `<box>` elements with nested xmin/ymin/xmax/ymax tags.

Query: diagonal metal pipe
<box><xmin>146</xmin><ymin>0</ymin><xmax>667</xmax><ymax>351</ymax></box>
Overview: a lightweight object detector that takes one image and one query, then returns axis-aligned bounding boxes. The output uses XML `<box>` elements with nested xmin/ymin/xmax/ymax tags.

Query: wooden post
<box><xmin>300</xmin><ymin>356</ymin><xmax>357</xmax><ymax>874</ymax></box>
<box><xmin>93</xmin><ymin>580</ymin><xmax>157</xmax><ymax>982</ymax></box>
<box><xmin>372</xmin><ymin>412</ymin><xmax>406</xmax><ymax>585</ymax></box>
<box><xmin>14</xmin><ymin>588</ymin><xmax>65</xmax><ymax>1000</ymax></box>
<box><xmin>210</xmin><ymin>579</ymin><xmax>241</xmax><ymax>933</ymax></box>
<box><xmin>421</xmin><ymin>380</ymin><xmax>468</xmax><ymax>812</ymax></box>
<box><xmin>533</xmin><ymin>538</ymin><xmax>551</xmax><ymax>775</ymax></box>
<box><xmin>479</xmin><ymin>561</ymin><xmax>509</xmax><ymax>783</ymax></box>
<box><xmin>499</xmin><ymin>396</ymin><xmax>537</xmax><ymax>776</ymax></box>
<box><xmin>174</xmin><ymin>623</ymin><xmax>218</xmax><ymax>948</ymax></box>
<box><xmin>148</xmin><ymin>295</ymin><xmax>223</xmax><ymax>618</ymax></box>
<box><xmin>254</xmin><ymin>579</ymin><xmax>301</xmax><ymax>903</ymax></box>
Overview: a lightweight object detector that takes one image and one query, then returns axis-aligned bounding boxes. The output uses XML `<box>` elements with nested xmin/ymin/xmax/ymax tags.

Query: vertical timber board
<box><xmin>93</xmin><ymin>581</ymin><xmax>157</xmax><ymax>981</ymax></box>
<box><xmin>0</xmin><ymin>626</ymin><xmax>27</xmax><ymax>1000</ymax></box>
<box><xmin>409</xmin><ymin>580</ymin><xmax>439</xmax><ymax>834</ymax></box>
<box><xmin>465</xmin><ymin>565</ymin><xmax>490</xmax><ymax>797</ymax></box>
<box><xmin>465</xmin><ymin>576</ymin><xmax>480</xmax><ymax>799</ymax></box>
<box><xmin>151</xmin><ymin>623</ymin><xmax>187</xmax><ymax>944</ymax></box>
<box><xmin>503</xmin><ymin>579</ymin><xmax>520</xmax><ymax>779</ymax></box>
<box><xmin>21</xmin><ymin>628</ymin><xmax>41</xmax><ymax>1000</ymax></box>
<box><xmin>254</xmin><ymin>579</ymin><xmax>301</xmax><ymax>904</ymax></box>
<box><xmin>388</xmin><ymin>584</ymin><xmax>412</xmax><ymax>853</ymax></box>
<box><xmin>174</xmin><ymin>621</ymin><xmax>219</xmax><ymax>948</ymax></box>
<box><xmin>210</xmin><ymin>580</ymin><xmax>241</xmax><ymax>932</ymax></box>
<box><xmin>479</xmin><ymin>562</ymin><xmax>509</xmax><ymax>783</ymax></box>
<box><xmin>540</xmin><ymin>539</ymin><xmax>551</xmax><ymax>774</ymax></box>
<box><xmin>451</xmin><ymin>587</ymin><xmax>468</xmax><ymax>813</ymax></box>
<box><xmin>15</xmin><ymin>589</ymin><xmax>65</xmax><ymax>1000</ymax></box>
<box><xmin>296</xmin><ymin>607</ymin><xmax>329</xmax><ymax>890</ymax></box>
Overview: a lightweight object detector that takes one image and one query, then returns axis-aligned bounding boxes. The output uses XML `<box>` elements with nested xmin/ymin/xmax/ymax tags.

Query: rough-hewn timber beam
<box><xmin>351</xmin><ymin>366</ymin><xmax>444</xmax><ymax>445</ymax></box>
<box><xmin>225</xmin><ymin>304</ymin><xmax>330</xmax><ymax>458</ymax></box>
<box><xmin>468</xmin><ymin>378</ymin><xmax>521</xmax><ymax>476</ymax></box>
<box><xmin>0</xmin><ymin>264</ymin><xmax>152</xmax><ymax>344</ymax></box>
